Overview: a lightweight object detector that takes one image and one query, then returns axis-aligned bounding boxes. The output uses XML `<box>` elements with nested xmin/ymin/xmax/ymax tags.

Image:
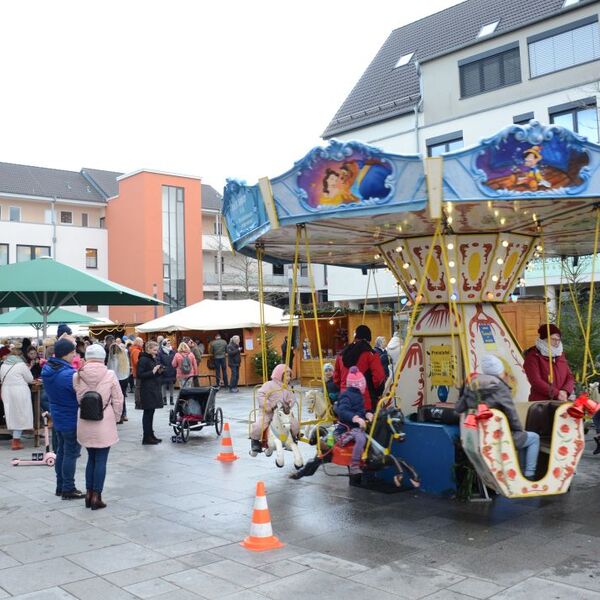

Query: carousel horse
<box><xmin>302</xmin><ymin>388</ymin><xmax>333</xmax><ymax>442</ymax></box>
<box><xmin>265</xmin><ymin>401</ymin><xmax>304</xmax><ymax>469</ymax></box>
<box><xmin>291</xmin><ymin>406</ymin><xmax>419</xmax><ymax>487</ymax></box>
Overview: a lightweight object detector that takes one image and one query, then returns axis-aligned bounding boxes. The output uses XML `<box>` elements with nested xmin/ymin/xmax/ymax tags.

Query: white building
<box><xmin>322</xmin><ymin>0</ymin><xmax>600</xmax><ymax>305</ymax></box>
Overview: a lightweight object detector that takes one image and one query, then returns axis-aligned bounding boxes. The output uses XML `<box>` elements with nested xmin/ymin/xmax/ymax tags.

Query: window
<box><xmin>86</xmin><ymin>248</ymin><xmax>98</xmax><ymax>269</ymax></box>
<box><xmin>528</xmin><ymin>17</ymin><xmax>600</xmax><ymax>78</ymax></box>
<box><xmin>394</xmin><ymin>52</ymin><xmax>414</xmax><ymax>68</ymax></box>
<box><xmin>0</xmin><ymin>244</ymin><xmax>8</xmax><ymax>265</ymax></box>
<box><xmin>16</xmin><ymin>245</ymin><xmax>50</xmax><ymax>262</ymax></box>
<box><xmin>272</xmin><ymin>264</ymin><xmax>284</xmax><ymax>276</ymax></box>
<box><xmin>459</xmin><ymin>42</ymin><xmax>521</xmax><ymax>97</ymax></box>
<box><xmin>300</xmin><ymin>263</ymin><xmax>308</xmax><ymax>277</ymax></box>
<box><xmin>99</xmin><ymin>217</ymin><xmax>105</xmax><ymax>229</ymax></box>
<box><xmin>513</xmin><ymin>111</ymin><xmax>534</xmax><ymax>125</ymax></box>
<box><xmin>550</xmin><ymin>98</ymin><xmax>599</xmax><ymax>143</ymax></box>
<box><xmin>162</xmin><ymin>186</ymin><xmax>186</xmax><ymax>312</ymax></box>
<box><xmin>9</xmin><ymin>206</ymin><xmax>21</xmax><ymax>222</ymax></box>
<box><xmin>214</xmin><ymin>255</ymin><xmax>225</xmax><ymax>274</ymax></box>
<box><xmin>426</xmin><ymin>131</ymin><xmax>464</xmax><ymax>156</ymax></box>
<box><xmin>478</xmin><ymin>21</ymin><xmax>499</xmax><ymax>38</ymax></box>
<box><xmin>82</xmin><ymin>213</ymin><xmax>88</xmax><ymax>227</ymax></box>
<box><xmin>214</xmin><ymin>219</ymin><xmax>222</xmax><ymax>235</ymax></box>
<box><xmin>60</xmin><ymin>211</ymin><xmax>72</xmax><ymax>224</ymax></box>
<box><xmin>86</xmin><ymin>305</ymin><xmax>98</xmax><ymax>313</ymax></box>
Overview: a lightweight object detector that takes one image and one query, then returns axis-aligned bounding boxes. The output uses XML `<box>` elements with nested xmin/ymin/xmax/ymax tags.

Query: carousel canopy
<box><xmin>135</xmin><ymin>299</ymin><xmax>295</xmax><ymax>333</ymax></box>
<box><xmin>222</xmin><ymin>122</ymin><xmax>600</xmax><ymax>268</ymax></box>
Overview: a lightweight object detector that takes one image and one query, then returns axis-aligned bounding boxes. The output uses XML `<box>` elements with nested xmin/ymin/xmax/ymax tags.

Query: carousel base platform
<box><xmin>371</xmin><ymin>420</ymin><xmax>460</xmax><ymax>497</ymax></box>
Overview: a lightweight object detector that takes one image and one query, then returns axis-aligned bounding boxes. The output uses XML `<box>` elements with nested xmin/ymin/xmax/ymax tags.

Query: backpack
<box><xmin>180</xmin><ymin>354</ymin><xmax>192</xmax><ymax>375</ymax></box>
<box><xmin>80</xmin><ymin>390</ymin><xmax>109</xmax><ymax>421</ymax></box>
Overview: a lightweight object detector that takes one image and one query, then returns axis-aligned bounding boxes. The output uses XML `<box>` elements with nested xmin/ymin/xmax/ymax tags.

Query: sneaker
<box><xmin>62</xmin><ymin>489</ymin><xmax>85</xmax><ymax>500</ymax></box>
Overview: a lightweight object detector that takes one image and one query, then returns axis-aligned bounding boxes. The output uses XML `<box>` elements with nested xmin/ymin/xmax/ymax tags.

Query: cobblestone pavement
<box><xmin>1</xmin><ymin>387</ymin><xmax>600</xmax><ymax>599</ymax></box>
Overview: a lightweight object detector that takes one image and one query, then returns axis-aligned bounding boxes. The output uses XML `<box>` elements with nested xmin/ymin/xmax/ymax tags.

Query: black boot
<box><xmin>250</xmin><ymin>439</ymin><xmax>262</xmax><ymax>456</ymax></box>
<box><xmin>142</xmin><ymin>435</ymin><xmax>160</xmax><ymax>445</ymax></box>
<box><xmin>170</xmin><ymin>397</ymin><xmax>174</xmax><ymax>405</ymax></box>
<box><xmin>151</xmin><ymin>432</ymin><xmax>163</xmax><ymax>443</ymax></box>
<box><xmin>289</xmin><ymin>456</ymin><xmax>323</xmax><ymax>479</ymax></box>
<box><xmin>593</xmin><ymin>435</ymin><xmax>600</xmax><ymax>455</ymax></box>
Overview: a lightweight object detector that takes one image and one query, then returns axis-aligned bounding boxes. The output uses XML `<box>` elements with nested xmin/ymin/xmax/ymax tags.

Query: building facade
<box><xmin>322</xmin><ymin>0</ymin><xmax>600</xmax><ymax>305</ymax></box>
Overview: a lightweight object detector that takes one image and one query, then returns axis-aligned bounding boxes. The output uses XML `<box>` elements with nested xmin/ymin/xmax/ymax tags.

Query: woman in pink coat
<box><xmin>250</xmin><ymin>363</ymin><xmax>298</xmax><ymax>455</ymax></box>
<box><xmin>171</xmin><ymin>342</ymin><xmax>198</xmax><ymax>389</ymax></box>
<box><xmin>73</xmin><ymin>344</ymin><xmax>123</xmax><ymax>510</ymax></box>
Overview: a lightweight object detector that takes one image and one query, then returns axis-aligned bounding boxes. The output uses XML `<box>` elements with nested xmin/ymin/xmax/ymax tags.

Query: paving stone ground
<box><xmin>1</xmin><ymin>387</ymin><xmax>600</xmax><ymax>599</ymax></box>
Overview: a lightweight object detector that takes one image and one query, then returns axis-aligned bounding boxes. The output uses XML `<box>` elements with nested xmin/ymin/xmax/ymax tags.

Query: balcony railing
<box><xmin>203</xmin><ymin>272</ymin><xmax>309</xmax><ymax>287</ymax></box>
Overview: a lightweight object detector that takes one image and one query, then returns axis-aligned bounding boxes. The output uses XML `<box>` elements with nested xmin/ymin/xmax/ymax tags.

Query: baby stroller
<box><xmin>169</xmin><ymin>375</ymin><xmax>222</xmax><ymax>443</ymax></box>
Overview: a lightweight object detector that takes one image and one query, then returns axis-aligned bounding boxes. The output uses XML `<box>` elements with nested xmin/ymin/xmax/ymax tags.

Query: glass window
<box><xmin>99</xmin><ymin>217</ymin><xmax>105</xmax><ymax>229</ymax></box>
<box><xmin>214</xmin><ymin>219</ymin><xmax>222</xmax><ymax>234</ymax></box>
<box><xmin>60</xmin><ymin>211</ymin><xmax>72</xmax><ymax>224</ymax></box>
<box><xmin>86</xmin><ymin>305</ymin><xmax>98</xmax><ymax>313</ymax></box>
<box><xmin>529</xmin><ymin>21</ymin><xmax>600</xmax><ymax>77</ymax></box>
<box><xmin>300</xmin><ymin>263</ymin><xmax>308</xmax><ymax>277</ymax></box>
<box><xmin>272</xmin><ymin>264</ymin><xmax>284</xmax><ymax>276</ymax></box>
<box><xmin>427</xmin><ymin>137</ymin><xmax>464</xmax><ymax>157</ymax></box>
<box><xmin>550</xmin><ymin>102</ymin><xmax>599</xmax><ymax>143</ymax></box>
<box><xmin>9</xmin><ymin>206</ymin><xmax>20</xmax><ymax>222</ymax></box>
<box><xmin>460</xmin><ymin>46</ymin><xmax>521</xmax><ymax>97</ymax></box>
<box><xmin>214</xmin><ymin>255</ymin><xmax>225</xmax><ymax>274</ymax></box>
<box><xmin>82</xmin><ymin>213</ymin><xmax>88</xmax><ymax>227</ymax></box>
<box><xmin>0</xmin><ymin>244</ymin><xmax>8</xmax><ymax>265</ymax></box>
<box><xmin>162</xmin><ymin>185</ymin><xmax>186</xmax><ymax>312</ymax></box>
<box><xmin>86</xmin><ymin>248</ymin><xmax>98</xmax><ymax>269</ymax></box>
<box><xmin>16</xmin><ymin>245</ymin><xmax>50</xmax><ymax>262</ymax></box>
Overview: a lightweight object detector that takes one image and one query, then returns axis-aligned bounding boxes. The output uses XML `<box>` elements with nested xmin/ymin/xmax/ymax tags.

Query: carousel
<box><xmin>222</xmin><ymin>121</ymin><xmax>600</xmax><ymax>498</ymax></box>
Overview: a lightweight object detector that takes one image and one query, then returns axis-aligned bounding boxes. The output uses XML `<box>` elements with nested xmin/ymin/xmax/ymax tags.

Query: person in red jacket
<box><xmin>334</xmin><ymin>324</ymin><xmax>386</xmax><ymax>411</ymax></box>
<box><xmin>523</xmin><ymin>323</ymin><xmax>575</xmax><ymax>402</ymax></box>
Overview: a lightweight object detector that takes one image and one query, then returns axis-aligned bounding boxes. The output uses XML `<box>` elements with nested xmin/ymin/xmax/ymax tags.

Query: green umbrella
<box><xmin>0</xmin><ymin>306</ymin><xmax>98</xmax><ymax>327</ymax></box>
<box><xmin>0</xmin><ymin>257</ymin><xmax>162</xmax><ymax>336</ymax></box>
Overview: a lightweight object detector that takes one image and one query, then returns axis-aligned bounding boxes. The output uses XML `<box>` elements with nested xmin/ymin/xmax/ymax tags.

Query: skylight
<box><xmin>394</xmin><ymin>52</ymin><xmax>414</xmax><ymax>68</ymax></box>
<box><xmin>478</xmin><ymin>21</ymin><xmax>499</xmax><ymax>38</ymax></box>
<box><xmin>562</xmin><ymin>0</ymin><xmax>579</xmax><ymax>6</ymax></box>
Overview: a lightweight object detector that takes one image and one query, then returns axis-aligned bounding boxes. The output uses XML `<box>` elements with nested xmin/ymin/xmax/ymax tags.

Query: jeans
<box><xmin>85</xmin><ymin>447</ymin><xmax>110</xmax><ymax>492</ymax></box>
<box><xmin>142</xmin><ymin>409</ymin><xmax>155</xmax><ymax>437</ymax></box>
<box><xmin>162</xmin><ymin>382</ymin><xmax>174</xmax><ymax>401</ymax></box>
<box><xmin>519</xmin><ymin>431</ymin><xmax>540</xmax><ymax>477</ymax></box>
<box><xmin>593</xmin><ymin>411</ymin><xmax>600</xmax><ymax>434</ymax></box>
<box><xmin>119</xmin><ymin>379</ymin><xmax>128</xmax><ymax>416</ymax></box>
<box><xmin>229</xmin><ymin>364</ymin><xmax>239</xmax><ymax>390</ymax></box>
<box><xmin>214</xmin><ymin>357</ymin><xmax>228</xmax><ymax>387</ymax></box>
<box><xmin>55</xmin><ymin>429</ymin><xmax>81</xmax><ymax>493</ymax></box>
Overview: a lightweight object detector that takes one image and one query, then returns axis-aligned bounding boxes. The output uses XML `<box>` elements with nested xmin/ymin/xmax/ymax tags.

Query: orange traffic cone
<box><xmin>216</xmin><ymin>423</ymin><xmax>239</xmax><ymax>462</ymax></box>
<box><xmin>241</xmin><ymin>481</ymin><xmax>284</xmax><ymax>552</ymax></box>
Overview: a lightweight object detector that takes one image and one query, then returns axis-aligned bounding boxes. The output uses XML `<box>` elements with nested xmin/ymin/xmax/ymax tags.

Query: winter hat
<box><xmin>56</xmin><ymin>323</ymin><xmax>72</xmax><ymax>337</ymax></box>
<box><xmin>538</xmin><ymin>323</ymin><xmax>561</xmax><ymax>340</ymax></box>
<box><xmin>354</xmin><ymin>324</ymin><xmax>372</xmax><ymax>342</ymax></box>
<box><xmin>85</xmin><ymin>343</ymin><xmax>106</xmax><ymax>361</ymax></box>
<box><xmin>271</xmin><ymin>363</ymin><xmax>290</xmax><ymax>382</ymax></box>
<box><xmin>346</xmin><ymin>366</ymin><xmax>366</xmax><ymax>393</ymax></box>
<box><xmin>481</xmin><ymin>354</ymin><xmax>504</xmax><ymax>377</ymax></box>
<box><xmin>54</xmin><ymin>338</ymin><xmax>76</xmax><ymax>358</ymax></box>
<box><xmin>323</xmin><ymin>362</ymin><xmax>334</xmax><ymax>373</ymax></box>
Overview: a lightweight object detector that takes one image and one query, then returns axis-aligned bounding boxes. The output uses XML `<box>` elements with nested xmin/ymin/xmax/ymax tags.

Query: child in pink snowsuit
<box><xmin>250</xmin><ymin>364</ymin><xmax>299</xmax><ymax>455</ymax></box>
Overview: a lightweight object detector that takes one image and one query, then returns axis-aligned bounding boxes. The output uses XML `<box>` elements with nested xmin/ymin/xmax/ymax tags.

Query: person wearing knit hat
<box><xmin>249</xmin><ymin>364</ymin><xmax>299</xmax><ymax>456</ymax></box>
<box><xmin>333</xmin><ymin>366</ymin><xmax>374</xmax><ymax>480</ymax></box>
<box><xmin>334</xmin><ymin>324</ymin><xmax>385</xmax><ymax>412</ymax></box>
<box><xmin>323</xmin><ymin>362</ymin><xmax>339</xmax><ymax>403</ymax></box>
<box><xmin>41</xmin><ymin>335</ymin><xmax>85</xmax><ymax>499</ymax></box>
<box><xmin>56</xmin><ymin>323</ymin><xmax>72</xmax><ymax>338</ymax></box>
<box><xmin>456</xmin><ymin>354</ymin><xmax>540</xmax><ymax>479</ymax></box>
<box><xmin>523</xmin><ymin>322</ymin><xmax>574</xmax><ymax>402</ymax></box>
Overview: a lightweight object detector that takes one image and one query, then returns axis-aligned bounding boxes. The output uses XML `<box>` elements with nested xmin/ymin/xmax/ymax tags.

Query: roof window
<box><xmin>563</xmin><ymin>0</ymin><xmax>579</xmax><ymax>6</ymax></box>
<box><xmin>394</xmin><ymin>52</ymin><xmax>414</xmax><ymax>68</ymax></box>
<box><xmin>478</xmin><ymin>21</ymin><xmax>499</xmax><ymax>38</ymax></box>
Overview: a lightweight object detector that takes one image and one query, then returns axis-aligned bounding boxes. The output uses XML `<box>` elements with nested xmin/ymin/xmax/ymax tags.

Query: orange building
<box><xmin>106</xmin><ymin>170</ymin><xmax>203</xmax><ymax>324</ymax></box>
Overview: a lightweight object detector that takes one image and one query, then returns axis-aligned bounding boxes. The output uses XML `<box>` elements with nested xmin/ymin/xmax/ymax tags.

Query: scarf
<box><xmin>535</xmin><ymin>337</ymin><xmax>563</xmax><ymax>359</ymax></box>
<box><xmin>161</xmin><ymin>345</ymin><xmax>171</xmax><ymax>355</ymax></box>
<box><xmin>3</xmin><ymin>354</ymin><xmax>24</xmax><ymax>366</ymax></box>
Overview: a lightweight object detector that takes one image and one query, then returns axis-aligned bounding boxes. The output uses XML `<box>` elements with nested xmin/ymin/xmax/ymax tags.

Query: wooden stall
<box><xmin>497</xmin><ymin>297</ymin><xmax>546</xmax><ymax>351</ymax></box>
<box><xmin>298</xmin><ymin>310</ymin><xmax>393</xmax><ymax>385</ymax></box>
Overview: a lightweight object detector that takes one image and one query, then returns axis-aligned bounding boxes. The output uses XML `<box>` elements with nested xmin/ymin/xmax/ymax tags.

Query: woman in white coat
<box><xmin>0</xmin><ymin>342</ymin><xmax>33</xmax><ymax>450</ymax></box>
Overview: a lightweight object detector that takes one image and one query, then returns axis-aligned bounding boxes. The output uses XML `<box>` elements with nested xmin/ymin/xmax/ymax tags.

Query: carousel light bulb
<box><xmin>400</xmin><ymin>297</ymin><xmax>408</xmax><ymax>305</ymax></box>
<box><xmin>502</xmin><ymin>240</ymin><xmax>509</xmax><ymax>247</ymax></box>
<box><xmin>450</xmin><ymin>277</ymin><xmax>456</xmax><ymax>284</ymax></box>
<box><xmin>447</xmin><ymin>216</ymin><xmax>453</xmax><ymax>224</ymax></box>
<box><xmin>402</xmin><ymin>262</ymin><xmax>410</xmax><ymax>269</ymax></box>
<box><xmin>496</xmin><ymin>258</ymin><xmax>504</xmax><ymax>265</ymax></box>
<box><xmin>533</xmin><ymin>252</ymin><xmax>540</xmax><ymax>258</ymax></box>
<box><xmin>395</xmin><ymin>245</ymin><xmax>403</xmax><ymax>253</ymax></box>
<box><xmin>409</xmin><ymin>278</ymin><xmax>416</xmax><ymax>285</ymax></box>
<box><xmin>536</xmin><ymin>244</ymin><xmax>543</xmax><ymax>252</ymax></box>
<box><xmin>532</xmin><ymin>213</ymin><xmax>538</xmax><ymax>222</ymax></box>
<box><xmin>500</xmin><ymin>217</ymin><xmax>506</xmax><ymax>225</ymax></box>
<box><xmin>447</xmin><ymin>242</ymin><xmax>454</xmax><ymax>250</ymax></box>
<box><xmin>397</xmin><ymin>225</ymin><xmax>403</xmax><ymax>232</ymax></box>
<box><xmin>374</xmin><ymin>253</ymin><xmax>381</xmax><ymax>260</ymax></box>
<box><xmin>329</xmin><ymin>319</ymin><xmax>335</xmax><ymax>325</ymax></box>
<box><xmin>491</xmin><ymin>275</ymin><xmax>499</xmax><ymax>282</ymax></box>
<box><xmin>446</xmin><ymin>202</ymin><xmax>453</xmax><ymax>214</ymax></box>
<box><xmin>415</xmin><ymin>294</ymin><xmax>423</xmax><ymax>303</ymax></box>
<box><xmin>494</xmin><ymin>210</ymin><xmax>499</xmax><ymax>217</ymax></box>
<box><xmin>487</xmin><ymin>292</ymin><xmax>494</xmax><ymax>300</ymax></box>
<box><xmin>449</xmin><ymin>260</ymin><xmax>455</xmax><ymax>268</ymax></box>
<box><xmin>450</xmin><ymin>292</ymin><xmax>458</xmax><ymax>301</ymax></box>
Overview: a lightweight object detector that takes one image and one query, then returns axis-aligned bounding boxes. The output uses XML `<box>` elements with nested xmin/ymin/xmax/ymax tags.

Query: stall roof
<box><xmin>135</xmin><ymin>299</ymin><xmax>296</xmax><ymax>333</ymax></box>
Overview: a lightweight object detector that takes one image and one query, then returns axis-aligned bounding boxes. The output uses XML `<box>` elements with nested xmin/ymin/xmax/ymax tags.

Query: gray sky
<box><xmin>1</xmin><ymin>0</ymin><xmax>463</xmax><ymax>192</ymax></box>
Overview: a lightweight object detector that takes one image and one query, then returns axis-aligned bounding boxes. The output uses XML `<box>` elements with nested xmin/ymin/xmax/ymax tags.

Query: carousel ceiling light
<box><xmin>329</xmin><ymin>319</ymin><xmax>335</xmax><ymax>325</ymax></box>
<box><xmin>402</xmin><ymin>262</ymin><xmax>410</xmax><ymax>269</ymax></box>
<box><xmin>496</xmin><ymin>258</ymin><xmax>504</xmax><ymax>265</ymax></box>
<box><xmin>494</xmin><ymin>210</ymin><xmax>499</xmax><ymax>217</ymax></box>
<box><xmin>447</xmin><ymin>242</ymin><xmax>454</xmax><ymax>250</ymax></box>
<box><xmin>397</xmin><ymin>225</ymin><xmax>403</xmax><ymax>232</ymax></box>
<box><xmin>486</xmin><ymin>292</ymin><xmax>494</xmax><ymax>300</ymax></box>
<box><xmin>532</xmin><ymin>213</ymin><xmax>538</xmax><ymax>221</ymax></box>
<box><xmin>450</xmin><ymin>277</ymin><xmax>456</xmax><ymax>284</ymax></box>
<box><xmin>447</xmin><ymin>216</ymin><xmax>453</xmax><ymax>224</ymax></box>
<box><xmin>500</xmin><ymin>217</ymin><xmax>506</xmax><ymax>225</ymax></box>
<box><xmin>450</xmin><ymin>292</ymin><xmax>458</xmax><ymax>301</ymax></box>
<box><xmin>374</xmin><ymin>253</ymin><xmax>381</xmax><ymax>260</ymax></box>
<box><xmin>502</xmin><ymin>240</ymin><xmax>509</xmax><ymax>247</ymax></box>
<box><xmin>536</xmin><ymin>244</ymin><xmax>543</xmax><ymax>252</ymax></box>
<box><xmin>409</xmin><ymin>278</ymin><xmax>417</xmax><ymax>285</ymax></box>
<box><xmin>491</xmin><ymin>274</ymin><xmax>499</xmax><ymax>282</ymax></box>
<box><xmin>449</xmin><ymin>260</ymin><xmax>455</xmax><ymax>268</ymax></box>
<box><xmin>415</xmin><ymin>294</ymin><xmax>423</xmax><ymax>303</ymax></box>
<box><xmin>395</xmin><ymin>245</ymin><xmax>403</xmax><ymax>253</ymax></box>
<box><xmin>533</xmin><ymin>252</ymin><xmax>540</xmax><ymax>258</ymax></box>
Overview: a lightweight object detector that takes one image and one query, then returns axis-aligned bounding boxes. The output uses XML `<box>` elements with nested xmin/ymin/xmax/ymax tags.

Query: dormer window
<box><xmin>394</xmin><ymin>52</ymin><xmax>414</xmax><ymax>68</ymax></box>
<box><xmin>478</xmin><ymin>21</ymin><xmax>499</xmax><ymax>38</ymax></box>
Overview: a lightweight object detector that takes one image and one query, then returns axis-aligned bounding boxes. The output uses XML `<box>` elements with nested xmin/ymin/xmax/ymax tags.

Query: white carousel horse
<box><xmin>265</xmin><ymin>401</ymin><xmax>304</xmax><ymax>469</ymax></box>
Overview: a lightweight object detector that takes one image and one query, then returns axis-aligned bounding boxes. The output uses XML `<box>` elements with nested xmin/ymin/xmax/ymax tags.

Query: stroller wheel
<box><xmin>215</xmin><ymin>407</ymin><xmax>224</xmax><ymax>436</ymax></box>
<box><xmin>169</xmin><ymin>409</ymin><xmax>176</xmax><ymax>425</ymax></box>
<box><xmin>181</xmin><ymin>421</ymin><xmax>190</xmax><ymax>443</ymax></box>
